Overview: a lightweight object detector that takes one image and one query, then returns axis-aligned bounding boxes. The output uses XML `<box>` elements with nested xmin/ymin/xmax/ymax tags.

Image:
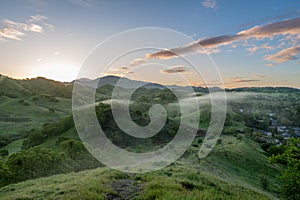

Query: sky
<box><xmin>0</xmin><ymin>0</ymin><xmax>299</xmax><ymax>88</ymax></box>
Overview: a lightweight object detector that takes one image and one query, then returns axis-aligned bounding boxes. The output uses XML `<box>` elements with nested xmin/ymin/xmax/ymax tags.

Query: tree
<box><xmin>0</xmin><ymin>149</ymin><xmax>9</xmax><ymax>157</ymax></box>
<box><xmin>22</xmin><ymin>130</ymin><xmax>44</xmax><ymax>149</ymax></box>
<box><xmin>7</xmin><ymin>146</ymin><xmax>69</xmax><ymax>183</ymax></box>
<box><xmin>0</xmin><ymin>161</ymin><xmax>11</xmax><ymax>186</ymax></box>
<box><xmin>59</xmin><ymin>139</ymin><xmax>101</xmax><ymax>171</ymax></box>
<box><xmin>59</xmin><ymin>139</ymin><xmax>86</xmax><ymax>159</ymax></box>
<box><xmin>270</xmin><ymin>138</ymin><xmax>300</xmax><ymax>200</ymax></box>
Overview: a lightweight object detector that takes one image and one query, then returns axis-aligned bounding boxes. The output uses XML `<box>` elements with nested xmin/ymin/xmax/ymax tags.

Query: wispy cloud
<box><xmin>230</xmin><ymin>78</ymin><xmax>260</xmax><ymax>83</ymax></box>
<box><xmin>234</xmin><ymin>79</ymin><xmax>260</xmax><ymax>83</ymax></box>
<box><xmin>0</xmin><ymin>15</ymin><xmax>52</xmax><ymax>42</ymax></box>
<box><xmin>117</xmin><ymin>67</ymin><xmax>129</xmax><ymax>70</ymax></box>
<box><xmin>264</xmin><ymin>45</ymin><xmax>300</xmax><ymax>64</ymax></box>
<box><xmin>28</xmin><ymin>24</ymin><xmax>43</xmax><ymax>32</ymax></box>
<box><xmin>146</xmin><ymin>17</ymin><xmax>300</xmax><ymax>65</ymax></box>
<box><xmin>130</xmin><ymin>58</ymin><xmax>148</xmax><ymax>66</ymax></box>
<box><xmin>237</xmin><ymin>17</ymin><xmax>300</xmax><ymax>38</ymax></box>
<box><xmin>161</xmin><ymin>66</ymin><xmax>187</xmax><ymax>74</ymax></box>
<box><xmin>0</xmin><ymin>27</ymin><xmax>24</xmax><ymax>40</ymax></box>
<box><xmin>227</xmin><ymin>74</ymin><xmax>267</xmax><ymax>83</ymax></box>
<box><xmin>246</xmin><ymin>43</ymin><xmax>274</xmax><ymax>53</ymax></box>
<box><xmin>202</xmin><ymin>0</ymin><xmax>217</xmax><ymax>9</ymax></box>
<box><xmin>30</xmin><ymin>15</ymin><xmax>48</xmax><ymax>22</ymax></box>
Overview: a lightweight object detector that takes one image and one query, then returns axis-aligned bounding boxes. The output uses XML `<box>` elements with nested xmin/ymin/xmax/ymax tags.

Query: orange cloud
<box><xmin>146</xmin><ymin>17</ymin><xmax>300</xmax><ymax>64</ymax></box>
<box><xmin>265</xmin><ymin>45</ymin><xmax>300</xmax><ymax>63</ymax></box>
<box><xmin>161</xmin><ymin>66</ymin><xmax>187</xmax><ymax>74</ymax></box>
<box><xmin>130</xmin><ymin>58</ymin><xmax>147</xmax><ymax>66</ymax></box>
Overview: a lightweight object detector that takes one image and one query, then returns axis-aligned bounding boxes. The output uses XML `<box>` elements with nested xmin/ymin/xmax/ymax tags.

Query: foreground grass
<box><xmin>195</xmin><ymin>135</ymin><xmax>282</xmax><ymax>192</ymax></box>
<box><xmin>0</xmin><ymin>166</ymin><xmax>273</xmax><ymax>200</ymax></box>
<box><xmin>0</xmin><ymin>135</ymin><xmax>281</xmax><ymax>199</ymax></box>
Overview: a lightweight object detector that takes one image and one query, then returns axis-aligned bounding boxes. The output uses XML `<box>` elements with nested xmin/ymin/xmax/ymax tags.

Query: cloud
<box><xmin>0</xmin><ymin>28</ymin><xmax>24</xmax><ymax>40</ymax></box>
<box><xmin>264</xmin><ymin>45</ymin><xmax>300</xmax><ymax>63</ymax></box>
<box><xmin>235</xmin><ymin>79</ymin><xmax>260</xmax><ymax>83</ymax></box>
<box><xmin>199</xmin><ymin>34</ymin><xmax>244</xmax><ymax>48</ymax></box>
<box><xmin>228</xmin><ymin>76</ymin><xmax>246</xmax><ymax>80</ymax></box>
<box><xmin>202</xmin><ymin>0</ymin><xmax>217</xmax><ymax>9</ymax></box>
<box><xmin>232</xmin><ymin>78</ymin><xmax>260</xmax><ymax>83</ymax></box>
<box><xmin>265</xmin><ymin>63</ymin><xmax>275</xmax><ymax>67</ymax></box>
<box><xmin>30</xmin><ymin>15</ymin><xmax>47</xmax><ymax>22</ymax></box>
<box><xmin>146</xmin><ymin>17</ymin><xmax>300</xmax><ymax>63</ymax></box>
<box><xmin>0</xmin><ymin>15</ymin><xmax>52</xmax><ymax>42</ymax></box>
<box><xmin>161</xmin><ymin>66</ymin><xmax>187</xmax><ymax>74</ymax></box>
<box><xmin>28</xmin><ymin>24</ymin><xmax>43</xmax><ymax>32</ymax></box>
<box><xmin>246</xmin><ymin>43</ymin><xmax>274</xmax><ymax>53</ymax></box>
<box><xmin>130</xmin><ymin>58</ymin><xmax>147</xmax><ymax>66</ymax></box>
<box><xmin>227</xmin><ymin>76</ymin><xmax>260</xmax><ymax>83</ymax></box>
<box><xmin>117</xmin><ymin>67</ymin><xmax>129</xmax><ymax>70</ymax></box>
<box><xmin>146</xmin><ymin>35</ymin><xmax>242</xmax><ymax>59</ymax></box>
<box><xmin>247</xmin><ymin>46</ymin><xmax>259</xmax><ymax>53</ymax></box>
<box><xmin>237</xmin><ymin>17</ymin><xmax>300</xmax><ymax>39</ymax></box>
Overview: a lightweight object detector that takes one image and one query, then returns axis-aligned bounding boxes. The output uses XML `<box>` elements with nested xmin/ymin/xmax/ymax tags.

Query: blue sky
<box><xmin>0</xmin><ymin>0</ymin><xmax>299</xmax><ymax>88</ymax></box>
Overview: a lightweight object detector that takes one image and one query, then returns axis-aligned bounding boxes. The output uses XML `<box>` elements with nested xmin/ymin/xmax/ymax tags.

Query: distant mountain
<box><xmin>76</xmin><ymin>75</ymin><xmax>166</xmax><ymax>89</ymax></box>
<box><xmin>0</xmin><ymin>75</ymin><xmax>72</xmax><ymax>98</ymax></box>
<box><xmin>1</xmin><ymin>74</ymin><xmax>299</xmax><ymax>98</ymax></box>
<box><xmin>75</xmin><ymin>75</ymin><xmax>223</xmax><ymax>92</ymax></box>
<box><xmin>226</xmin><ymin>87</ymin><xmax>300</xmax><ymax>93</ymax></box>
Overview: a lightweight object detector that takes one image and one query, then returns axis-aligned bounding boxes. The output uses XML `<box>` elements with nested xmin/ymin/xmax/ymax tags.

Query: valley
<box><xmin>0</xmin><ymin>75</ymin><xmax>299</xmax><ymax>199</ymax></box>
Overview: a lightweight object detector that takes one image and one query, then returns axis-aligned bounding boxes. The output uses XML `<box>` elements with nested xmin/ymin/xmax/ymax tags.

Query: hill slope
<box><xmin>0</xmin><ymin>163</ymin><xmax>275</xmax><ymax>200</ymax></box>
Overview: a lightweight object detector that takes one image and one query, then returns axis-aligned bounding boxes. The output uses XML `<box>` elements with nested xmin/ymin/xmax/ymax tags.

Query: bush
<box><xmin>7</xmin><ymin>146</ymin><xmax>70</xmax><ymax>183</ymax></box>
<box><xmin>236</xmin><ymin>134</ymin><xmax>243</xmax><ymax>140</ymax></box>
<box><xmin>270</xmin><ymin>138</ymin><xmax>300</xmax><ymax>199</ymax></box>
<box><xmin>0</xmin><ymin>161</ymin><xmax>11</xmax><ymax>187</ymax></box>
<box><xmin>0</xmin><ymin>149</ymin><xmax>9</xmax><ymax>157</ymax></box>
<box><xmin>259</xmin><ymin>174</ymin><xmax>269</xmax><ymax>190</ymax></box>
<box><xmin>22</xmin><ymin>131</ymin><xmax>45</xmax><ymax>149</ymax></box>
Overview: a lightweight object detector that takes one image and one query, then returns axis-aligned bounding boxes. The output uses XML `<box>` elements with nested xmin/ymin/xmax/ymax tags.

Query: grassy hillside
<box><xmin>0</xmin><ymin>75</ymin><xmax>72</xmax><ymax>154</ymax></box>
<box><xmin>0</xmin><ymin>135</ymin><xmax>280</xmax><ymax>199</ymax></box>
<box><xmin>1</xmin><ymin>76</ymin><xmax>299</xmax><ymax>199</ymax></box>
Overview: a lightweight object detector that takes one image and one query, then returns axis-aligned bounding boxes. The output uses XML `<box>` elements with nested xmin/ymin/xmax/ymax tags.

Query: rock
<box><xmin>105</xmin><ymin>179</ymin><xmax>143</xmax><ymax>200</ymax></box>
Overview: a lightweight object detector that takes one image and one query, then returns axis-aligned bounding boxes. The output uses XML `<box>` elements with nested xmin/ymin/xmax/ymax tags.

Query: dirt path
<box><xmin>105</xmin><ymin>179</ymin><xmax>144</xmax><ymax>200</ymax></box>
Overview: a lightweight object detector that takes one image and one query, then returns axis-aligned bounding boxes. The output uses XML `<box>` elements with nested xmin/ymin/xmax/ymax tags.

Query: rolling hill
<box><xmin>1</xmin><ymin>74</ymin><xmax>299</xmax><ymax>199</ymax></box>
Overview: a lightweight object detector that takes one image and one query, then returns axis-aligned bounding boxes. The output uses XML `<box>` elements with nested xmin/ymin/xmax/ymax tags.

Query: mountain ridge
<box><xmin>1</xmin><ymin>74</ymin><xmax>299</xmax><ymax>93</ymax></box>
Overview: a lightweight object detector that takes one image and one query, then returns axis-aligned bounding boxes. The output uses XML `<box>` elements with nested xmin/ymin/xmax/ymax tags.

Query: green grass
<box><xmin>0</xmin><ymin>76</ymin><xmax>72</xmax><ymax>142</ymax></box>
<box><xmin>41</xmin><ymin>127</ymin><xmax>79</xmax><ymax>149</ymax></box>
<box><xmin>0</xmin><ymin>96</ymin><xmax>71</xmax><ymax>137</ymax></box>
<box><xmin>0</xmin><ymin>166</ymin><xmax>274</xmax><ymax>200</ymax></box>
<box><xmin>0</xmin><ymin>135</ymin><xmax>281</xmax><ymax>199</ymax></box>
<box><xmin>0</xmin><ymin>139</ymin><xmax>25</xmax><ymax>156</ymax></box>
<box><xmin>1</xmin><ymin>79</ymin><xmax>293</xmax><ymax>199</ymax></box>
<box><xmin>196</xmin><ymin>135</ymin><xmax>282</xmax><ymax>196</ymax></box>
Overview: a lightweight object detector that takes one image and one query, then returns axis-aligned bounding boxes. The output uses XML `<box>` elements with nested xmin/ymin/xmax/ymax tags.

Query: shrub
<box><xmin>0</xmin><ymin>149</ymin><xmax>9</xmax><ymax>157</ymax></box>
<box><xmin>271</xmin><ymin>138</ymin><xmax>300</xmax><ymax>199</ymax></box>
<box><xmin>236</xmin><ymin>134</ymin><xmax>243</xmax><ymax>140</ymax></box>
<box><xmin>259</xmin><ymin>174</ymin><xmax>269</xmax><ymax>190</ymax></box>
